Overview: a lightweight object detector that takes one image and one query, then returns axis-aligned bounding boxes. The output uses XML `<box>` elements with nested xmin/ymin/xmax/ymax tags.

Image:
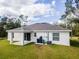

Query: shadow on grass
<box><xmin>70</xmin><ymin>40</ymin><xmax>79</xmax><ymax>48</ymax></box>
<box><xmin>0</xmin><ymin>37</ymin><xmax>7</xmax><ymax>40</ymax></box>
<box><xmin>24</xmin><ymin>42</ymin><xmax>35</xmax><ymax>46</ymax></box>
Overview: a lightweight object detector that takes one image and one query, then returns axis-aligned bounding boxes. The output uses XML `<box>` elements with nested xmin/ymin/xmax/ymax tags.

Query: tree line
<box><xmin>60</xmin><ymin>0</ymin><xmax>79</xmax><ymax>36</ymax></box>
<box><xmin>0</xmin><ymin>16</ymin><xmax>21</xmax><ymax>37</ymax></box>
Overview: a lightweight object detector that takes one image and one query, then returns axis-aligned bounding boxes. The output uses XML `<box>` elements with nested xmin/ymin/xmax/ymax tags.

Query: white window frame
<box><xmin>53</xmin><ymin>33</ymin><xmax>59</xmax><ymax>41</ymax></box>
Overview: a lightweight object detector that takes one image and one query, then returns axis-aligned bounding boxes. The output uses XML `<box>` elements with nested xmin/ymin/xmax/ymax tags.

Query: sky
<box><xmin>0</xmin><ymin>0</ymin><xmax>66</xmax><ymax>24</ymax></box>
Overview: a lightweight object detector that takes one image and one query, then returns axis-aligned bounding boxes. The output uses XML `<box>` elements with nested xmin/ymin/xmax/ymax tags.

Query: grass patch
<box><xmin>0</xmin><ymin>37</ymin><xmax>79</xmax><ymax>59</ymax></box>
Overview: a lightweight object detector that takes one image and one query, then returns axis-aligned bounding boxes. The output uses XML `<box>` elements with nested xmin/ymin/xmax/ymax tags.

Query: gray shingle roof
<box><xmin>7</xmin><ymin>23</ymin><xmax>71</xmax><ymax>32</ymax></box>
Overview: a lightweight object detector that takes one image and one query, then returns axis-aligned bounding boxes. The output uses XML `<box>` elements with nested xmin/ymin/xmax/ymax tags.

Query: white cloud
<box><xmin>20</xmin><ymin>4</ymin><xmax>51</xmax><ymax>16</ymax></box>
<box><xmin>60</xmin><ymin>0</ymin><xmax>65</xmax><ymax>3</ymax></box>
<box><xmin>0</xmin><ymin>0</ymin><xmax>38</xmax><ymax>16</ymax></box>
<box><xmin>49</xmin><ymin>22</ymin><xmax>53</xmax><ymax>24</ymax></box>
<box><xmin>49</xmin><ymin>8</ymin><xmax>55</xmax><ymax>16</ymax></box>
<box><xmin>0</xmin><ymin>0</ymin><xmax>55</xmax><ymax>20</ymax></box>
<box><xmin>27</xmin><ymin>16</ymin><xmax>40</xmax><ymax>22</ymax></box>
<box><xmin>55</xmin><ymin>11</ymin><xmax>61</xmax><ymax>16</ymax></box>
<box><xmin>0</xmin><ymin>0</ymin><xmax>5</xmax><ymax>3</ymax></box>
<box><xmin>0</xmin><ymin>0</ymin><xmax>37</xmax><ymax>6</ymax></box>
<box><xmin>0</xmin><ymin>6</ymin><xmax>20</xmax><ymax>16</ymax></box>
<box><xmin>0</xmin><ymin>0</ymin><xmax>62</xmax><ymax>25</ymax></box>
<box><xmin>52</xmin><ymin>0</ymin><xmax>56</xmax><ymax>7</ymax></box>
<box><xmin>21</xmin><ymin>16</ymin><xmax>40</xmax><ymax>25</ymax></box>
<box><xmin>58</xmin><ymin>20</ymin><xmax>65</xmax><ymax>24</ymax></box>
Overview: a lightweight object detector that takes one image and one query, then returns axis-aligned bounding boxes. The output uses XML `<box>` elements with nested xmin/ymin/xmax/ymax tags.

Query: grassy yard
<box><xmin>0</xmin><ymin>38</ymin><xmax>79</xmax><ymax>59</ymax></box>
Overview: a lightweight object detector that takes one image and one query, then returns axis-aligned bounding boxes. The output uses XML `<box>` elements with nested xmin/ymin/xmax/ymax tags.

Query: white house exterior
<box><xmin>7</xmin><ymin>23</ymin><xmax>71</xmax><ymax>46</ymax></box>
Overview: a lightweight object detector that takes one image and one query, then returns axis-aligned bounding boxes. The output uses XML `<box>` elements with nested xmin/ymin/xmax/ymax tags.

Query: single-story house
<box><xmin>7</xmin><ymin>23</ymin><xmax>71</xmax><ymax>46</ymax></box>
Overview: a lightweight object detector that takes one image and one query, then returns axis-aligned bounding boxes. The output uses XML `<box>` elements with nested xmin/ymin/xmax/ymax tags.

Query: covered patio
<box><xmin>8</xmin><ymin>32</ymin><xmax>32</xmax><ymax>45</ymax></box>
<box><xmin>12</xmin><ymin>41</ymin><xmax>32</xmax><ymax>45</ymax></box>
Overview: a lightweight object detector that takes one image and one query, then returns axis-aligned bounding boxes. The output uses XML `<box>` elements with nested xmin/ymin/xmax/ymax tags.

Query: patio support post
<box><xmin>21</xmin><ymin>39</ymin><xmax>24</xmax><ymax>45</ymax></box>
<box><xmin>10</xmin><ymin>33</ymin><xmax>13</xmax><ymax>44</ymax></box>
<box><xmin>21</xmin><ymin>33</ymin><xmax>24</xmax><ymax>45</ymax></box>
<box><xmin>10</xmin><ymin>39</ymin><xmax>13</xmax><ymax>44</ymax></box>
<box><xmin>46</xmin><ymin>32</ymin><xmax>49</xmax><ymax>42</ymax></box>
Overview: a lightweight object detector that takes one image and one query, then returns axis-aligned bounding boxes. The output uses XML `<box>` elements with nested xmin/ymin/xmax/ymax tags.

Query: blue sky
<box><xmin>0</xmin><ymin>0</ymin><xmax>66</xmax><ymax>24</ymax></box>
<box><xmin>34</xmin><ymin>0</ymin><xmax>66</xmax><ymax>23</ymax></box>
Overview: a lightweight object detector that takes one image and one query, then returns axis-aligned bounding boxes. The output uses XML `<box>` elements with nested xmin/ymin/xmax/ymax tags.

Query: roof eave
<box><xmin>7</xmin><ymin>30</ymin><xmax>72</xmax><ymax>32</ymax></box>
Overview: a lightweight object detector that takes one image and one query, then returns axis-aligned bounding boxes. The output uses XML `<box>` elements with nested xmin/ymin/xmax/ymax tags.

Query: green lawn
<box><xmin>0</xmin><ymin>38</ymin><xmax>79</xmax><ymax>59</ymax></box>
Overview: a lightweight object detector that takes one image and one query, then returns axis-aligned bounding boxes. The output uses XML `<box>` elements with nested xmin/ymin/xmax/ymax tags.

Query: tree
<box><xmin>5</xmin><ymin>20</ymin><xmax>21</xmax><ymax>30</ymax></box>
<box><xmin>0</xmin><ymin>26</ymin><xmax>7</xmax><ymax>37</ymax></box>
<box><xmin>60</xmin><ymin>0</ymin><xmax>79</xmax><ymax>36</ymax></box>
<box><xmin>19</xmin><ymin>15</ymin><xmax>28</xmax><ymax>25</ymax></box>
<box><xmin>15</xmin><ymin>19</ymin><xmax>21</xmax><ymax>28</ymax></box>
<box><xmin>0</xmin><ymin>16</ymin><xmax>21</xmax><ymax>37</ymax></box>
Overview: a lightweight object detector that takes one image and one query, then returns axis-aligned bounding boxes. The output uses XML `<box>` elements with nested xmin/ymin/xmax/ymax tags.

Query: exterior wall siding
<box><xmin>51</xmin><ymin>32</ymin><xmax>70</xmax><ymax>46</ymax></box>
<box><xmin>8</xmin><ymin>33</ymin><xmax>12</xmax><ymax>41</ymax></box>
<box><xmin>13</xmin><ymin>33</ymin><xmax>23</xmax><ymax>41</ymax></box>
<box><xmin>31</xmin><ymin>32</ymin><xmax>70</xmax><ymax>46</ymax></box>
<box><xmin>31</xmin><ymin>32</ymin><xmax>48</xmax><ymax>43</ymax></box>
<box><xmin>60</xmin><ymin>32</ymin><xmax>70</xmax><ymax>46</ymax></box>
<box><xmin>31</xmin><ymin>33</ymin><xmax>36</xmax><ymax>42</ymax></box>
<box><xmin>8</xmin><ymin>31</ymin><xmax>70</xmax><ymax>46</ymax></box>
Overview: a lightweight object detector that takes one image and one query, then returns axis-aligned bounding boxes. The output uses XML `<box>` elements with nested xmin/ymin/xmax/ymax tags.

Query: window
<box><xmin>12</xmin><ymin>33</ymin><xmax>14</xmax><ymax>38</ymax></box>
<box><xmin>53</xmin><ymin>33</ymin><xmax>59</xmax><ymax>41</ymax></box>
<box><xmin>24</xmin><ymin>33</ymin><xmax>31</xmax><ymax>41</ymax></box>
<box><xmin>24</xmin><ymin>33</ymin><xmax>27</xmax><ymax>40</ymax></box>
<box><xmin>34</xmin><ymin>33</ymin><xmax>36</xmax><ymax>37</ymax></box>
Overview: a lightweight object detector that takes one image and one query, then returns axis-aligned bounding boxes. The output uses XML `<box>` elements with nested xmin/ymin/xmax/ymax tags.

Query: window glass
<box><xmin>53</xmin><ymin>33</ymin><xmax>59</xmax><ymax>41</ymax></box>
<box><xmin>34</xmin><ymin>33</ymin><xmax>36</xmax><ymax>37</ymax></box>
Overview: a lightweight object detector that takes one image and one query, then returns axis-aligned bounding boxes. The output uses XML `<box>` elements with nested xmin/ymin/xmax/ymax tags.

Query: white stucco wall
<box><xmin>31</xmin><ymin>31</ymin><xmax>70</xmax><ymax>46</ymax></box>
<box><xmin>8</xmin><ymin>31</ymin><xmax>70</xmax><ymax>46</ymax></box>
<box><xmin>59</xmin><ymin>32</ymin><xmax>70</xmax><ymax>46</ymax></box>
<box><xmin>8</xmin><ymin>32</ymin><xmax>24</xmax><ymax>45</ymax></box>
<box><xmin>31</xmin><ymin>33</ymin><xmax>36</xmax><ymax>42</ymax></box>
<box><xmin>13</xmin><ymin>33</ymin><xmax>23</xmax><ymax>41</ymax></box>
<box><xmin>50</xmin><ymin>32</ymin><xmax>70</xmax><ymax>46</ymax></box>
<box><xmin>8</xmin><ymin>33</ymin><xmax>12</xmax><ymax>41</ymax></box>
<box><xmin>36</xmin><ymin>32</ymin><xmax>48</xmax><ymax>41</ymax></box>
<box><xmin>31</xmin><ymin>32</ymin><xmax>48</xmax><ymax>43</ymax></box>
